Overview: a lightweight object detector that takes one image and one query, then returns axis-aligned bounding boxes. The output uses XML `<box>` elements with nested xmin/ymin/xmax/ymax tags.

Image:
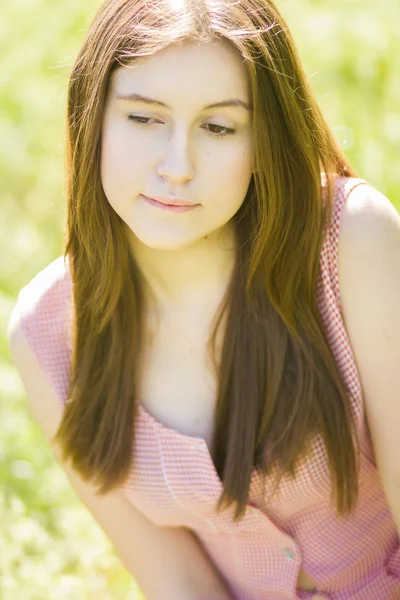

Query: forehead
<box><xmin>110</xmin><ymin>39</ymin><xmax>251</xmax><ymax>106</ymax></box>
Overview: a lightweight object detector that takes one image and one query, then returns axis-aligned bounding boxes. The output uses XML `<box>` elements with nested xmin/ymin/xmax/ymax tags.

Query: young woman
<box><xmin>8</xmin><ymin>0</ymin><xmax>400</xmax><ymax>598</ymax></box>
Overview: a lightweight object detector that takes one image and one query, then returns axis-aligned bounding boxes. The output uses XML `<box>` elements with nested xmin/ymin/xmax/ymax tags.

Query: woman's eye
<box><xmin>127</xmin><ymin>116</ymin><xmax>236</xmax><ymax>137</ymax></box>
<box><xmin>128</xmin><ymin>116</ymin><xmax>158</xmax><ymax>125</ymax></box>
<box><xmin>202</xmin><ymin>123</ymin><xmax>236</xmax><ymax>136</ymax></box>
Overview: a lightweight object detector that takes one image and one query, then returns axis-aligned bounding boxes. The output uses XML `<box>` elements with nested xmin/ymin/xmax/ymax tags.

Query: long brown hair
<box><xmin>54</xmin><ymin>0</ymin><xmax>362</xmax><ymax>521</ymax></box>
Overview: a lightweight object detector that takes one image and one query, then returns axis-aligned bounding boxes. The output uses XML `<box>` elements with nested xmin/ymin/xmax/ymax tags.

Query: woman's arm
<box><xmin>54</xmin><ymin>453</ymin><xmax>234</xmax><ymax>600</ymax></box>
<box><xmin>7</xmin><ymin>314</ymin><xmax>234</xmax><ymax>600</ymax></box>
<box><xmin>338</xmin><ymin>186</ymin><xmax>400</xmax><ymax>535</ymax></box>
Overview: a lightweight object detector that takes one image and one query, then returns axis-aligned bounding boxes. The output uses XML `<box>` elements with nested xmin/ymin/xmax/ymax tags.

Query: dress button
<box><xmin>282</xmin><ymin>547</ymin><xmax>295</xmax><ymax>560</ymax></box>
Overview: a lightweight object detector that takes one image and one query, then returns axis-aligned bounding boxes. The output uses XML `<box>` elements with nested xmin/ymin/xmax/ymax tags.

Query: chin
<box><xmin>126</xmin><ymin>227</ymin><xmax>196</xmax><ymax>252</ymax></box>
<box><xmin>143</xmin><ymin>239</ymin><xmax>196</xmax><ymax>251</ymax></box>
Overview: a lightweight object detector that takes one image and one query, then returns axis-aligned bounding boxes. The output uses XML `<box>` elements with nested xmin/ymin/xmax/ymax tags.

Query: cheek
<box><xmin>232</xmin><ymin>147</ymin><xmax>253</xmax><ymax>185</ymax></box>
<box><xmin>100</xmin><ymin>127</ymin><xmax>146</xmax><ymax>199</ymax></box>
<box><xmin>204</xmin><ymin>142</ymin><xmax>253</xmax><ymax>206</ymax></box>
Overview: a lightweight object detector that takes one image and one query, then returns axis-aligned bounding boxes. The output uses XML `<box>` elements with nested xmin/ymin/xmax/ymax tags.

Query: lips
<box><xmin>143</xmin><ymin>195</ymin><xmax>198</xmax><ymax>207</ymax></box>
<box><xmin>142</xmin><ymin>195</ymin><xmax>199</xmax><ymax>213</ymax></box>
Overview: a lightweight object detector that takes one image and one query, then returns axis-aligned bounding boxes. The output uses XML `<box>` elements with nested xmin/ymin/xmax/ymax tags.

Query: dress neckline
<box><xmin>136</xmin><ymin>399</ymin><xmax>210</xmax><ymax>446</ymax></box>
<box><xmin>135</xmin><ymin>399</ymin><xmax>269</xmax><ymax>500</ymax></box>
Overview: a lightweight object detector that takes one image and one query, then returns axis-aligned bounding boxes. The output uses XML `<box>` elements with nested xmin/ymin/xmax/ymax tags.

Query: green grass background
<box><xmin>1</xmin><ymin>0</ymin><xmax>399</xmax><ymax>598</ymax></box>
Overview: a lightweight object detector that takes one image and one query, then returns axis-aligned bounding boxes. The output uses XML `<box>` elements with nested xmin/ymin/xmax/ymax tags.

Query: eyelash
<box><xmin>127</xmin><ymin>115</ymin><xmax>236</xmax><ymax>137</ymax></box>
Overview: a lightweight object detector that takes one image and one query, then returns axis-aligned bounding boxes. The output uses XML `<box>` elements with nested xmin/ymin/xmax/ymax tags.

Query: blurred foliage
<box><xmin>0</xmin><ymin>0</ymin><xmax>399</xmax><ymax>598</ymax></box>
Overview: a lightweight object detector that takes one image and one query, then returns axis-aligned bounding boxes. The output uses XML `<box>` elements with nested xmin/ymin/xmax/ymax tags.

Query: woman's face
<box><xmin>101</xmin><ymin>38</ymin><xmax>254</xmax><ymax>251</ymax></box>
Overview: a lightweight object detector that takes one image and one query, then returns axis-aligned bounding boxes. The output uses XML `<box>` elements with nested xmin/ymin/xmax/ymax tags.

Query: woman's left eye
<box><xmin>202</xmin><ymin>123</ymin><xmax>236</xmax><ymax>136</ymax></box>
<box><xmin>127</xmin><ymin>115</ymin><xmax>236</xmax><ymax>137</ymax></box>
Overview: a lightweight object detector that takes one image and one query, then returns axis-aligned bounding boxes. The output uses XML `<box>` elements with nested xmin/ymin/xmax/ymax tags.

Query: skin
<box><xmin>100</xmin><ymin>38</ymin><xmax>254</xmax><ymax>320</ymax></box>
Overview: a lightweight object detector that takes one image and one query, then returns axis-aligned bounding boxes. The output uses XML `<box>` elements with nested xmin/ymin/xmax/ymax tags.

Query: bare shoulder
<box><xmin>337</xmin><ymin>180</ymin><xmax>400</xmax><ymax>371</ymax></box>
<box><xmin>337</xmin><ymin>182</ymin><xmax>400</xmax><ymax>319</ymax></box>
<box><xmin>339</xmin><ymin>181</ymin><xmax>399</xmax><ymax>233</ymax></box>
<box><xmin>337</xmin><ymin>182</ymin><xmax>400</xmax><ymax>530</ymax></box>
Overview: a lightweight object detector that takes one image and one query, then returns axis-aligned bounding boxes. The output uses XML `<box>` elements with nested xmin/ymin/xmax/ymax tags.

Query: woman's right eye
<box><xmin>128</xmin><ymin>115</ymin><xmax>158</xmax><ymax>125</ymax></box>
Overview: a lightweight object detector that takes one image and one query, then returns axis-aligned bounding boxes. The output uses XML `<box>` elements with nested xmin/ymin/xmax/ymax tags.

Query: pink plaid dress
<box><xmin>15</xmin><ymin>177</ymin><xmax>400</xmax><ymax>599</ymax></box>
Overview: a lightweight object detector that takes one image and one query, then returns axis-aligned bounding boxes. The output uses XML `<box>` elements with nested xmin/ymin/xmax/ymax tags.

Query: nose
<box><xmin>157</xmin><ymin>129</ymin><xmax>195</xmax><ymax>185</ymax></box>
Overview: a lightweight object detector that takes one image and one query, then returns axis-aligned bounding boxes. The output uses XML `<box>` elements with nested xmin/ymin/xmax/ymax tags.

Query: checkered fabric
<box><xmin>14</xmin><ymin>177</ymin><xmax>400</xmax><ymax>599</ymax></box>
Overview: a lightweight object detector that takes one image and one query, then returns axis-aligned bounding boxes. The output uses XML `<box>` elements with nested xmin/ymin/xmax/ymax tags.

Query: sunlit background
<box><xmin>1</xmin><ymin>0</ymin><xmax>399</xmax><ymax>598</ymax></box>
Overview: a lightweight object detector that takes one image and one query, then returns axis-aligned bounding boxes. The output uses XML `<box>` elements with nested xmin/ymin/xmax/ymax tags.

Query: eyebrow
<box><xmin>114</xmin><ymin>92</ymin><xmax>253</xmax><ymax>112</ymax></box>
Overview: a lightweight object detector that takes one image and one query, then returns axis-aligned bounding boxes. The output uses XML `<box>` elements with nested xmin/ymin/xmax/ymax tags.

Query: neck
<box><xmin>127</xmin><ymin>223</ymin><xmax>237</xmax><ymax>319</ymax></box>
